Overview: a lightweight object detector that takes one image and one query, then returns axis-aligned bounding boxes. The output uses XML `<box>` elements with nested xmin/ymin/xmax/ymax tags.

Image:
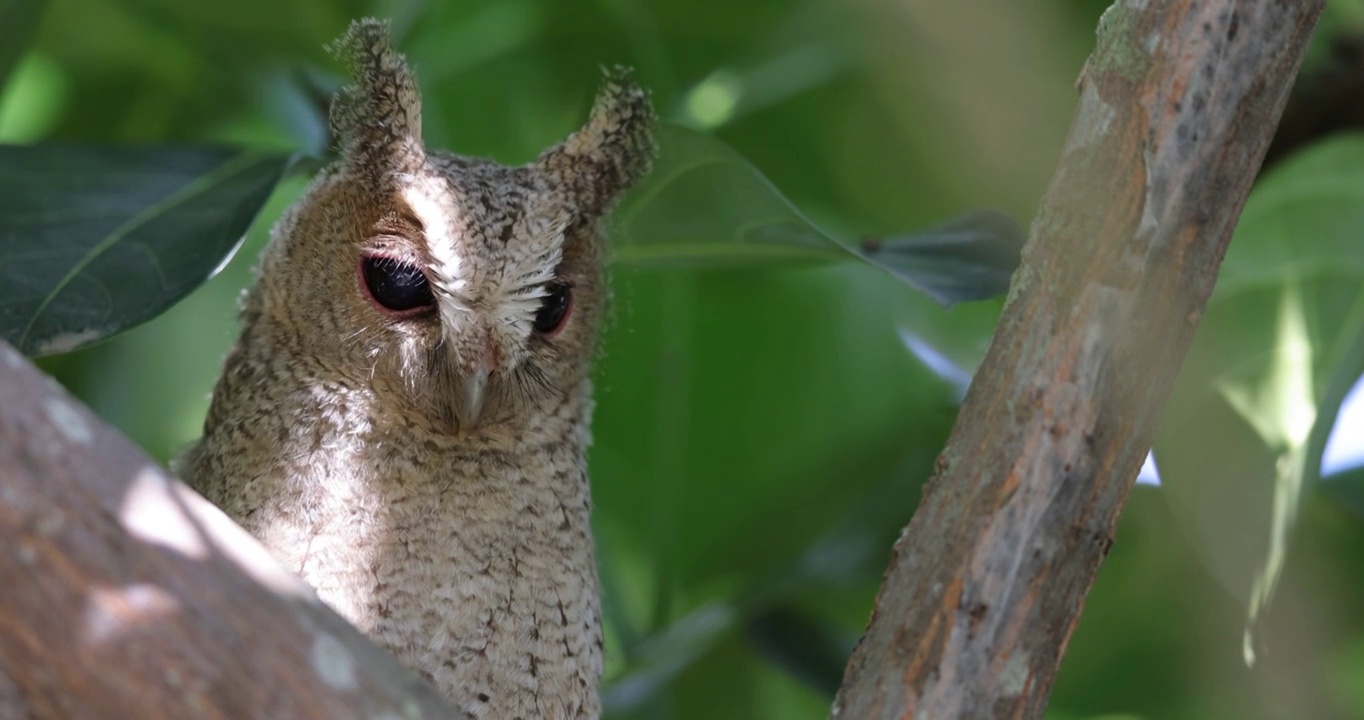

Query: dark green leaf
<box><xmin>0</xmin><ymin>0</ymin><xmax>44</xmax><ymax>94</ymax></box>
<box><xmin>611</xmin><ymin>123</ymin><xmax>1022</xmax><ymax>305</ymax></box>
<box><xmin>0</xmin><ymin>144</ymin><xmax>288</xmax><ymax>355</ymax></box>
<box><xmin>1322</xmin><ymin>465</ymin><xmax>1364</xmax><ymax>522</ymax></box>
<box><xmin>1155</xmin><ymin>134</ymin><xmax>1364</xmax><ymax>664</ymax></box>
<box><xmin>744</xmin><ymin>605</ymin><xmax>854</xmax><ymax>697</ymax></box>
<box><xmin>599</xmin><ymin>455</ymin><xmax>935</xmax><ymax>711</ymax></box>
<box><xmin>854</xmin><ymin>209</ymin><xmax>1022</xmax><ymax>307</ymax></box>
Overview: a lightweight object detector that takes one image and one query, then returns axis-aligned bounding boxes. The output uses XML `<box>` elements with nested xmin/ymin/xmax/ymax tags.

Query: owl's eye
<box><xmin>360</xmin><ymin>256</ymin><xmax>435</xmax><ymax>315</ymax></box>
<box><xmin>534</xmin><ymin>282</ymin><xmax>572</xmax><ymax>335</ymax></box>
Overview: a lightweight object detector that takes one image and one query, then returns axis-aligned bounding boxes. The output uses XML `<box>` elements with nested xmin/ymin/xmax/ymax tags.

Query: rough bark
<box><xmin>830</xmin><ymin>2</ymin><xmax>1324</xmax><ymax>719</ymax></box>
<box><xmin>0</xmin><ymin>341</ymin><xmax>460</xmax><ymax>719</ymax></box>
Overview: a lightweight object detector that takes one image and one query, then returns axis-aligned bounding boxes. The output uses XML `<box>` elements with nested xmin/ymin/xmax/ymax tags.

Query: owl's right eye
<box><xmin>360</xmin><ymin>256</ymin><xmax>435</xmax><ymax>316</ymax></box>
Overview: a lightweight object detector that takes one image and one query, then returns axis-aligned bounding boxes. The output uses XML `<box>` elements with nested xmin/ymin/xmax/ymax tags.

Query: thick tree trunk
<box><xmin>0</xmin><ymin>342</ymin><xmax>461</xmax><ymax>719</ymax></box>
<box><xmin>831</xmin><ymin>1</ymin><xmax>1324</xmax><ymax>718</ymax></box>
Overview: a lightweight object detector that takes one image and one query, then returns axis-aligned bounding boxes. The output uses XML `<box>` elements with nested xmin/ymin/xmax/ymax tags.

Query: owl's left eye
<box><xmin>360</xmin><ymin>255</ymin><xmax>435</xmax><ymax>315</ymax></box>
<box><xmin>533</xmin><ymin>282</ymin><xmax>572</xmax><ymax>335</ymax></box>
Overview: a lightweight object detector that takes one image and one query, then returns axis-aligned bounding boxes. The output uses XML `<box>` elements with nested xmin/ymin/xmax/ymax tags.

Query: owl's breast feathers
<box><xmin>184</xmin><ymin>368</ymin><xmax>602</xmax><ymax>719</ymax></box>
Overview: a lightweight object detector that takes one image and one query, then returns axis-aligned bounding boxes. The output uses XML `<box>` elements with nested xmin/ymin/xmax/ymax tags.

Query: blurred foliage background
<box><xmin>6</xmin><ymin>0</ymin><xmax>1364</xmax><ymax>718</ymax></box>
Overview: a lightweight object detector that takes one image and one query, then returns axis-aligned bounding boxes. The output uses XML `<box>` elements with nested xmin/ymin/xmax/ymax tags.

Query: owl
<box><xmin>180</xmin><ymin>18</ymin><xmax>655</xmax><ymax>719</ymax></box>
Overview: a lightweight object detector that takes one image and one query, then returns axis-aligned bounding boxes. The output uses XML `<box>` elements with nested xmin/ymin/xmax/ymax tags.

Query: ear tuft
<box><xmin>535</xmin><ymin>67</ymin><xmax>657</xmax><ymax>218</ymax></box>
<box><xmin>327</xmin><ymin>18</ymin><xmax>425</xmax><ymax>183</ymax></box>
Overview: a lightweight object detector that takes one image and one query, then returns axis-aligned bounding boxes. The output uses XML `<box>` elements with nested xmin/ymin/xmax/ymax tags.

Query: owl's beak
<box><xmin>455</xmin><ymin>367</ymin><xmax>489</xmax><ymax>429</ymax></box>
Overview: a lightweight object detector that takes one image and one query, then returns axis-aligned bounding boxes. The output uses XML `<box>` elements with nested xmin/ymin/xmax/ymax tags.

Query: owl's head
<box><xmin>251</xmin><ymin>19</ymin><xmax>655</xmax><ymax>434</ymax></box>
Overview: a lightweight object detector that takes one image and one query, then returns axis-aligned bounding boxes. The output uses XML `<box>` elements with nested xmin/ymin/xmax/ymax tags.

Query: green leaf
<box><xmin>0</xmin><ymin>145</ymin><xmax>288</xmax><ymax>356</ymax></box>
<box><xmin>1322</xmin><ymin>465</ymin><xmax>1364</xmax><ymax>522</ymax></box>
<box><xmin>0</xmin><ymin>0</ymin><xmax>44</xmax><ymax>95</ymax></box>
<box><xmin>744</xmin><ymin>606</ymin><xmax>854</xmax><ymax>697</ymax></box>
<box><xmin>611</xmin><ymin>123</ymin><xmax>1022</xmax><ymax>306</ymax></box>
<box><xmin>598</xmin><ymin>447</ymin><xmax>939</xmax><ymax>711</ymax></box>
<box><xmin>1155</xmin><ymin>134</ymin><xmax>1364</xmax><ymax>665</ymax></box>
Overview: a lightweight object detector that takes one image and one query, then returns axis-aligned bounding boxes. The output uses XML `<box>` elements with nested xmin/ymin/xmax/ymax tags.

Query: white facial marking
<box><xmin>401</xmin><ymin>176</ymin><xmax>469</xmax><ymax>339</ymax></box>
<box><xmin>492</xmin><ymin>208</ymin><xmax>570</xmax><ymax>335</ymax></box>
<box><xmin>401</xmin><ymin>173</ymin><xmax>572</xmax><ymax>362</ymax></box>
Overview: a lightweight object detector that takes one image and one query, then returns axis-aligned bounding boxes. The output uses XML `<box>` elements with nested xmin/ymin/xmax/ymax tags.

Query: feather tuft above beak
<box><xmin>455</xmin><ymin>367</ymin><xmax>489</xmax><ymax>430</ymax></box>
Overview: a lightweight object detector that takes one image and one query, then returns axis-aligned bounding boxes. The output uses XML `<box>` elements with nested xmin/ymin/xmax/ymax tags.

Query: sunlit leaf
<box><xmin>0</xmin><ymin>144</ymin><xmax>288</xmax><ymax>356</ymax></box>
<box><xmin>1155</xmin><ymin>134</ymin><xmax>1364</xmax><ymax>664</ymax></box>
<box><xmin>612</xmin><ymin>123</ymin><xmax>1023</xmax><ymax>306</ymax></box>
<box><xmin>0</xmin><ymin>0</ymin><xmax>44</xmax><ymax>94</ymax></box>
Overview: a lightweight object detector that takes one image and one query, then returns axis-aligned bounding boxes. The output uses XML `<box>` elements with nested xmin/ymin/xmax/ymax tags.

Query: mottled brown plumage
<box><xmin>179</xmin><ymin>18</ymin><xmax>654</xmax><ymax>718</ymax></box>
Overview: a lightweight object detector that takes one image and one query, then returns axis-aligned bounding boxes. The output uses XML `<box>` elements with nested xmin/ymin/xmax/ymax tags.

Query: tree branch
<box><xmin>830</xmin><ymin>1</ymin><xmax>1324</xmax><ymax>718</ymax></box>
<box><xmin>0</xmin><ymin>341</ymin><xmax>462</xmax><ymax>719</ymax></box>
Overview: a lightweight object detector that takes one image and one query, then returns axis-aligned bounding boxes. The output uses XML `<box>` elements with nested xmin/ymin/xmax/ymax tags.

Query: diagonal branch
<box><xmin>830</xmin><ymin>1</ymin><xmax>1325</xmax><ymax>717</ymax></box>
<box><xmin>0</xmin><ymin>340</ymin><xmax>463</xmax><ymax>719</ymax></box>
